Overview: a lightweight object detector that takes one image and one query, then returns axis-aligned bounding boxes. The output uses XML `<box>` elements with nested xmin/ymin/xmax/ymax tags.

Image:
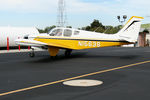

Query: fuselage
<box><xmin>28</xmin><ymin>27</ymin><xmax>131</xmax><ymax>50</ymax></box>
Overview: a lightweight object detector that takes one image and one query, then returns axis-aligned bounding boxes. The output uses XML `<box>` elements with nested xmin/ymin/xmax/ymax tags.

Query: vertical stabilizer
<box><xmin>117</xmin><ymin>16</ymin><xmax>144</xmax><ymax>42</ymax></box>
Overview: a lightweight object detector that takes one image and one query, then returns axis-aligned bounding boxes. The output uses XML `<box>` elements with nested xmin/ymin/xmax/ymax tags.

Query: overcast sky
<box><xmin>0</xmin><ymin>0</ymin><xmax>149</xmax><ymax>29</ymax></box>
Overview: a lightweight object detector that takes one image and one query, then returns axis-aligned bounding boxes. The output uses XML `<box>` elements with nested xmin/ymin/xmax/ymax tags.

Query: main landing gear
<box><xmin>29</xmin><ymin>48</ymin><xmax>35</xmax><ymax>57</ymax></box>
<box><xmin>29</xmin><ymin>48</ymin><xmax>73</xmax><ymax>58</ymax></box>
<box><xmin>65</xmin><ymin>49</ymin><xmax>72</xmax><ymax>57</ymax></box>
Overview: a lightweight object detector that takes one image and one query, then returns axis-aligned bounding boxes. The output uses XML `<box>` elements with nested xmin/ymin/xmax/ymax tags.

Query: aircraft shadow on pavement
<box><xmin>26</xmin><ymin>52</ymin><xmax>89</xmax><ymax>63</ymax></box>
<box><xmin>27</xmin><ymin>51</ymin><xmax>140</xmax><ymax>63</ymax></box>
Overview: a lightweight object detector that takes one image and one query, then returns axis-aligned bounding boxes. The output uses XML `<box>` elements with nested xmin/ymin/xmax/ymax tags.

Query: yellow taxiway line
<box><xmin>1</xmin><ymin>60</ymin><xmax>150</xmax><ymax>96</ymax></box>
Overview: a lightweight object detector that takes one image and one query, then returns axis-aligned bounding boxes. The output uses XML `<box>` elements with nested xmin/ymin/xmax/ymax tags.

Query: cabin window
<box><xmin>64</xmin><ymin>29</ymin><xmax>72</xmax><ymax>37</ymax></box>
<box><xmin>74</xmin><ymin>31</ymin><xmax>80</xmax><ymax>35</ymax></box>
<box><xmin>50</xmin><ymin>29</ymin><xmax>63</xmax><ymax>36</ymax></box>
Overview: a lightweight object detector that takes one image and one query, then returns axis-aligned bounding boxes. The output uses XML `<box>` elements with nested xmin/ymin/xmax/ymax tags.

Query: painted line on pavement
<box><xmin>0</xmin><ymin>60</ymin><xmax>150</xmax><ymax>96</ymax></box>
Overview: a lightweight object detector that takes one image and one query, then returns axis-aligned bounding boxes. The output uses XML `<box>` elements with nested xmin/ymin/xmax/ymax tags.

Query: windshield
<box><xmin>50</xmin><ymin>29</ymin><xmax>63</xmax><ymax>36</ymax></box>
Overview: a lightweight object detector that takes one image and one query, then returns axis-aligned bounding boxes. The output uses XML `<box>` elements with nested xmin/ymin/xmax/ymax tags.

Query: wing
<box><xmin>15</xmin><ymin>39</ymin><xmax>47</xmax><ymax>47</ymax></box>
<box><xmin>15</xmin><ymin>39</ymin><xmax>72</xmax><ymax>49</ymax></box>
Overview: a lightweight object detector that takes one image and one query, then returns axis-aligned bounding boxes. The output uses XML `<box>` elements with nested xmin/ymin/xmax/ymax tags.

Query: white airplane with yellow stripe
<box><xmin>15</xmin><ymin>16</ymin><xmax>143</xmax><ymax>57</ymax></box>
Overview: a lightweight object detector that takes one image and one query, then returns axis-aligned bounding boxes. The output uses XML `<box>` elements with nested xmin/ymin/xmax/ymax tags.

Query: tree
<box><xmin>81</xmin><ymin>19</ymin><xmax>122</xmax><ymax>34</ymax></box>
<box><xmin>82</xmin><ymin>19</ymin><xmax>105</xmax><ymax>33</ymax></box>
<box><xmin>38</xmin><ymin>25</ymin><xmax>56</xmax><ymax>33</ymax></box>
<box><xmin>104</xmin><ymin>25</ymin><xmax>122</xmax><ymax>34</ymax></box>
<box><xmin>44</xmin><ymin>25</ymin><xmax>56</xmax><ymax>33</ymax></box>
<box><xmin>38</xmin><ymin>29</ymin><xmax>45</xmax><ymax>33</ymax></box>
<box><xmin>91</xmin><ymin>19</ymin><xmax>104</xmax><ymax>28</ymax></box>
<box><xmin>66</xmin><ymin>26</ymin><xmax>72</xmax><ymax>28</ymax></box>
<box><xmin>85</xmin><ymin>26</ymin><xmax>91</xmax><ymax>31</ymax></box>
<box><xmin>38</xmin><ymin>19</ymin><xmax>122</xmax><ymax>34</ymax></box>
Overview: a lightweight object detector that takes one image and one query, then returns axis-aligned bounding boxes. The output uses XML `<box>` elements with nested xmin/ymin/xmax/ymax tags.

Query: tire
<box><xmin>65</xmin><ymin>49</ymin><xmax>72</xmax><ymax>57</ymax></box>
<box><xmin>29</xmin><ymin>52</ymin><xmax>35</xmax><ymax>57</ymax></box>
<box><xmin>51</xmin><ymin>56</ymin><xmax>55</xmax><ymax>59</ymax></box>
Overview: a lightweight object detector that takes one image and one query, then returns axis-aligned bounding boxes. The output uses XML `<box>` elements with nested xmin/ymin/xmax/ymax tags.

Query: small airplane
<box><xmin>15</xmin><ymin>16</ymin><xmax>143</xmax><ymax>58</ymax></box>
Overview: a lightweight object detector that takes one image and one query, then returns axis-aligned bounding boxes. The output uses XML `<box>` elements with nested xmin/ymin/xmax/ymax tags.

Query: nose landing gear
<box><xmin>29</xmin><ymin>48</ymin><xmax>35</xmax><ymax>57</ymax></box>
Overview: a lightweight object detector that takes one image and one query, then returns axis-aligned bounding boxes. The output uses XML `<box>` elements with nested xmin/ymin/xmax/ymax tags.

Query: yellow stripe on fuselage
<box><xmin>34</xmin><ymin>36</ymin><xmax>131</xmax><ymax>50</ymax></box>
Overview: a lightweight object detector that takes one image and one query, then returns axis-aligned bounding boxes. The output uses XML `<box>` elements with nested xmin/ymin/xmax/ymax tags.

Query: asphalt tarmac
<box><xmin>0</xmin><ymin>47</ymin><xmax>150</xmax><ymax>100</ymax></box>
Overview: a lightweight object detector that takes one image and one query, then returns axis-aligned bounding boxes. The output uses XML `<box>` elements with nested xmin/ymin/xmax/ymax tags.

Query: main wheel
<box><xmin>65</xmin><ymin>49</ymin><xmax>72</xmax><ymax>57</ymax></box>
<box><xmin>50</xmin><ymin>56</ymin><xmax>57</xmax><ymax>59</ymax></box>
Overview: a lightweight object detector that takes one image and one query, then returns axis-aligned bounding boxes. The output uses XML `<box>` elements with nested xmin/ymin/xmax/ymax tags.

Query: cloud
<box><xmin>0</xmin><ymin>0</ymin><xmax>149</xmax><ymax>16</ymax></box>
<box><xmin>0</xmin><ymin>0</ymin><xmax>124</xmax><ymax>14</ymax></box>
<box><xmin>0</xmin><ymin>0</ymin><xmax>108</xmax><ymax>14</ymax></box>
<box><xmin>67</xmin><ymin>0</ymin><xmax>108</xmax><ymax>13</ymax></box>
<box><xmin>0</xmin><ymin>0</ymin><xmax>57</xmax><ymax>13</ymax></box>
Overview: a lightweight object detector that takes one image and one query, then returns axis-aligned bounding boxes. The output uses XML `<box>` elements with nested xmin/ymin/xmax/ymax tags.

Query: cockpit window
<box><xmin>64</xmin><ymin>29</ymin><xmax>72</xmax><ymax>37</ymax></box>
<box><xmin>50</xmin><ymin>29</ymin><xmax>63</xmax><ymax>36</ymax></box>
<box><xmin>74</xmin><ymin>31</ymin><xmax>80</xmax><ymax>35</ymax></box>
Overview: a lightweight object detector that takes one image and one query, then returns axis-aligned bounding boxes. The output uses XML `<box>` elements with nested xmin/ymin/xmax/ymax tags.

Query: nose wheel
<box><xmin>65</xmin><ymin>49</ymin><xmax>72</xmax><ymax>57</ymax></box>
<box><xmin>29</xmin><ymin>48</ymin><xmax>35</xmax><ymax>57</ymax></box>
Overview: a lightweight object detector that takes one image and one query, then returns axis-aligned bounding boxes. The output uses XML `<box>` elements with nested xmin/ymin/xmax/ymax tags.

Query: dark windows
<box><xmin>74</xmin><ymin>31</ymin><xmax>80</xmax><ymax>35</ymax></box>
<box><xmin>64</xmin><ymin>29</ymin><xmax>72</xmax><ymax>37</ymax></box>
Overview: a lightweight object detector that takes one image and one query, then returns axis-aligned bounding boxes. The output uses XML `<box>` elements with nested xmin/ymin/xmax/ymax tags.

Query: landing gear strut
<box><xmin>29</xmin><ymin>48</ymin><xmax>35</xmax><ymax>57</ymax></box>
<box><xmin>65</xmin><ymin>49</ymin><xmax>72</xmax><ymax>57</ymax></box>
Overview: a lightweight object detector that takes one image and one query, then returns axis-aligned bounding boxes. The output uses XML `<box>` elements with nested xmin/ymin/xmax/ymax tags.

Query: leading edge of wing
<box><xmin>15</xmin><ymin>39</ymin><xmax>47</xmax><ymax>47</ymax></box>
<box><xmin>15</xmin><ymin>39</ymin><xmax>72</xmax><ymax>49</ymax></box>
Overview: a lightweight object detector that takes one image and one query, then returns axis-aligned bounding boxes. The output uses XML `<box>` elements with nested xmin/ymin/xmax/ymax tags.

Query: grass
<box><xmin>141</xmin><ymin>24</ymin><xmax>150</xmax><ymax>29</ymax></box>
